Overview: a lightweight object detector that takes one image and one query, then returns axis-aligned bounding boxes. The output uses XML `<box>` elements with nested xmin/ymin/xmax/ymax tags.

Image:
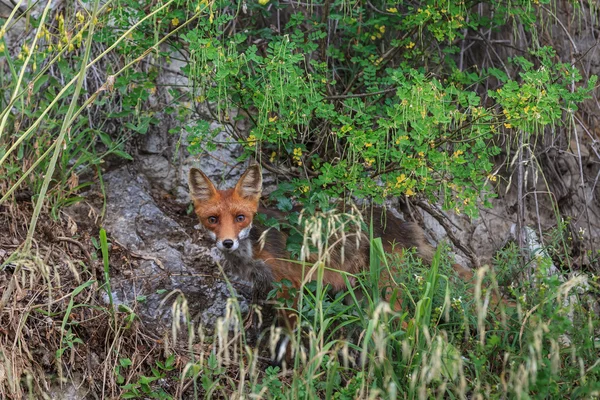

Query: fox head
<box><xmin>188</xmin><ymin>165</ymin><xmax>262</xmax><ymax>253</ymax></box>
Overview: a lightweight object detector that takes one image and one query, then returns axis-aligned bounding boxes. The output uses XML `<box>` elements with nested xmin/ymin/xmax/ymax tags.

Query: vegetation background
<box><xmin>0</xmin><ymin>0</ymin><xmax>599</xmax><ymax>398</ymax></box>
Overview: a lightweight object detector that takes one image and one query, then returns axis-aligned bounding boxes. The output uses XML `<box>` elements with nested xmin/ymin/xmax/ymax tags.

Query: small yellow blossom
<box><xmin>365</xmin><ymin>142</ymin><xmax>373</xmax><ymax>148</ymax></box>
<box><xmin>405</xmin><ymin>188</ymin><xmax>415</xmax><ymax>196</ymax></box>
<box><xmin>247</xmin><ymin>135</ymin><xmax>257</xmax><ymax>146</ymax></box>
<box><xmin>488</xmin><ymin>174</ymin><xmax>497</xmax><ymax>182</ymax></box>
<box><xmin>293</xmin><ymin>147</ymin><xmax>303</xmax><ymax>166</ymax></box>
<box><xmin>171</xmin><ymin>17</ymin><xmax>180</xmax><ymax>26</ymax></box>
<box><xmin>270</xmin><ymin>151</ymin><xmax>277</xmax><ymax>163</ymax></box>
<box><xmin>504</xmin><ymin>123</ymin><xmax>512</xmax><ymax>129</ymax></box>
<box><xmin>387</xmin><ymin>7</ymin><xmax>398</xmax><ymax>13</ymax></box>
<box><xmin>268</xmin><ymin>115</ymin><xmax>278</xmax><ymax>123</ymax></box>
<box><xmin>258</xmin><ymin>0</ymin><xmax>270</xmax><ymax>4</ymax></box>
<box><xmin>406</xmin><ymin>41</ymin><xmax>415</xmax><ymax>49</ymax></box>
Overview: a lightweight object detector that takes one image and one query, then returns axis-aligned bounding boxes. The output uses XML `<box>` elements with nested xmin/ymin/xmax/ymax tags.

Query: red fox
<box><xmin>187</xmin><ymin>165</ymin><xmax>470</xmax><ymax>327</ymax></box>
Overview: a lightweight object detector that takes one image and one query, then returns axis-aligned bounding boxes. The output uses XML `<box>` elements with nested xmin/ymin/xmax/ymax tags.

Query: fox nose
<box><xmin>222</xmin><ymin>239</ymin><xmax>234</xmax><ymax>249</ymax></box>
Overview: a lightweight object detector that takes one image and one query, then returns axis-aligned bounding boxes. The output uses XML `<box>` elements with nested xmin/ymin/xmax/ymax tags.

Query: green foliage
<box><xmin>242</xmin><ymin>233</ymin><xmax>599</xmax><ymax>399</ymax></box>
<box><xmin>183</xmin><ymin>0</ymin><xmax>593</xmax><ymax>217</ymax></box>
<box><xmin>0</xmin><ymin>0</ymin><xmax>204</xmax><ymax>214</ymax></box>
<box><xmin>116</xmin><ymin>355</ymin><xmax>177</xmax><ymax>399</ymax></box>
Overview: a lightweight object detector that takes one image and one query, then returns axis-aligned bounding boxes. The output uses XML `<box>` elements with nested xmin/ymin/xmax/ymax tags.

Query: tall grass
<box><xmin>165</xmin><ymin>211</ymin><xmax>599</xmax><ymax>399</ymax></box>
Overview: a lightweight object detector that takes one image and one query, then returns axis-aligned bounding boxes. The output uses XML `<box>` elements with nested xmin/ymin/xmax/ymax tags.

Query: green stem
<box><xmin>24</xmin><ymin>0</ymin><xmax>100</xmax><ymax>250</ymax></box>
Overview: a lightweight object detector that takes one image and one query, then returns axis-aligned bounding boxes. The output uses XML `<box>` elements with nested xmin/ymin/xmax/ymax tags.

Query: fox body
<box><xmin>188</xmin><ymin>165</ymin><xmax>444</xmax><ymax>324</ymax></box>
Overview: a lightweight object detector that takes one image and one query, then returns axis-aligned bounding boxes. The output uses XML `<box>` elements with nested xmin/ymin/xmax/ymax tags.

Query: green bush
<box><xmin>183</xmin><ymin>0</ymin><xmax>595</xmax><ymax>217</ymax></box>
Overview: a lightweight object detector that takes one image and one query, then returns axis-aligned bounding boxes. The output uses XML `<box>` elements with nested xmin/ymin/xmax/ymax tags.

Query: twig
<box><xmin>415</xmin><ymin>200</ymin><xmax>480</xmax><ymax>268</ymax></box>
<box><xmin>56</xmin><ymin>236</ymin><xmax>93</xmax><ymax>267</ymax></box>
<box><xmin>324</xmin><ymin>87</ymin><xmax>397</xmax><ymax>100</ymax></box>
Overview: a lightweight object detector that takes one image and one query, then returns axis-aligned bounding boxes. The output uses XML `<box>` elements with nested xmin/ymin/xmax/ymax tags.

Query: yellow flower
<box><xmin>379</xmin><ymin>25</ymin><xmax>386</xmax><ymax>33</ymax></box>
<box><xmin>405</xmin><ymin>188</ymin><xmax>415</xmax><ymax>196</ymax></box>
<box><xmin>418</xmin><ymin>151</ymin><xmax>424</xmax><ymax>157</ymax></box>
<box><xmin>247</xmin><ymin>135</ymin><xmax>257</xmax><ymax>146</ymax></box>
<box><xmin>504</xmin><ymin>123</ymin><xmax>512</xmax><ymax>129</ymax></box>
<box><xmin>387</xmin><ymin>7</ymin><xmax>398</xmax><ymax>13</ymax></box>
<box><xmin>258</xmin><ymin>0</ymin><xmax>270</xmax><ymax>5</ymax></box>
<box><xmin>365</xmin><ymin>142</ymin><xmax>373</xmax><ymax>148</ymax></box>
<box><xmin>268</xmin><ymin>115</ymin><xmax>278</xmax><ymax>123</ymax></box>
<box><xmin>405</xmin><ymin>41</ymin><xmax>415</xmax><ymax>49</ymax></box>
<box><xmin>452</xmin><ymin>149</ymin><xmax>464</xmax><ymax>158</ymax></box>
<box><xmin>270</xmin><ymin>151</ymin><xmax>277</xmax><ymax>163</ymax></box>
<box><xmin>76</xmin><ymin>11</ymin><xmax>85</xmax><ymax>23</ymax></box>
<box><xmin>171</xmin><ymin>17</ymin><xmax>180</xmax><ymax>26</ymax></box>
<box><xmin>488</xmin><ymin>174</ymin><xmax>497</xmax><ymax>182</ymax></box>
<box><xmin>340</xmin><ymin>125</ymin><xmax>352</xmax><ymax>133</ymax></box>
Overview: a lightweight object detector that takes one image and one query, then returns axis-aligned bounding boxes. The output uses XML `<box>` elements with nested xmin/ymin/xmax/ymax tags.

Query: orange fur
<box><xmin>188</xmin><ymin>166</ymin><xmax>437</xmax><ymax>335</ymax></box>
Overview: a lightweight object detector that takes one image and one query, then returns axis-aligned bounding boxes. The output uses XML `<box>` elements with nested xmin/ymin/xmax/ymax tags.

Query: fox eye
<box><xmin>236</xmin><ymin>215</ymin><xmax>245</xmax><ymax>222</ymax></box>
<box><xmin>207</xmin><ymin>216</ymin><xmax>218</xmax><ymax>224</ymax></box>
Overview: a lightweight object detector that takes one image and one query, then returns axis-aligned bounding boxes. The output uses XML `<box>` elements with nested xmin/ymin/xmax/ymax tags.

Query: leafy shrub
<box><xmin>183</xmin><ymin>0</ymin><xmax>595</xmax><ymax>217</ymax></box>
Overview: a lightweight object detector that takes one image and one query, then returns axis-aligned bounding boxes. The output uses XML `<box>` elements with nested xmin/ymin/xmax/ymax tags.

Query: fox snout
<box><xmin>216</xmin><ymin>237</ymin><xmax>239</xmax><ymax>252</ymax></box>
<box><xmin>212</xmin><ymin>225</ymin><xmax>252</xmax><ymax>252</ymax></box>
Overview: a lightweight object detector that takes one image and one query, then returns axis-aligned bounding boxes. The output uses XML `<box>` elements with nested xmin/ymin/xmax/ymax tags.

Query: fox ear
<box><xmin>188</xmin><ymin>168</ymin><xmax>217</xmax><ymax>202</ymax></box>
<box><xmin>235</xmin><ymin>164</ymin><xmax>262</xmax><ymax>200</ymax></box>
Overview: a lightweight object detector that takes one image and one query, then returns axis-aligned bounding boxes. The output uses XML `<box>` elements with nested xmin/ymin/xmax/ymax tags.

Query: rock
<box><xmin>101</xmin><ymin>167</ymin><xmax>250</xmax><ymax>336</ymax></box>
